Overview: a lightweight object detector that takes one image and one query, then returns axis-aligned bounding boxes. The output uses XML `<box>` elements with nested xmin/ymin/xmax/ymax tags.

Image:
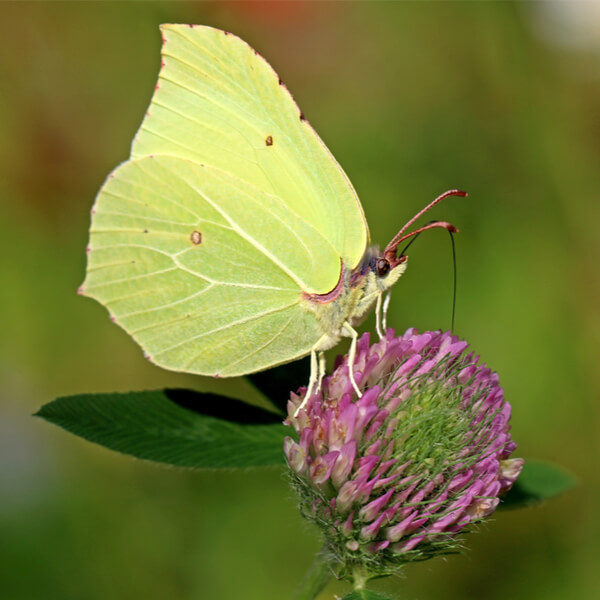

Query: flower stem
<box><xmin>294</xmin><ymin>548</ymin><xmax>334</xmax><ymax>600</ymax></box>
<box><xmin>351</xmin><ymin>566</ymin><xmax>369</xmax><ymax>590</ymax></box>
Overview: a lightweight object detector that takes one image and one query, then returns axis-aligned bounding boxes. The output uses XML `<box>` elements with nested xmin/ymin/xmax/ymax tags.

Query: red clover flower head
<box><xmin>284</xmin><ymin>328</ymin><xmax>523</xmax><ymax>579</ymax></box>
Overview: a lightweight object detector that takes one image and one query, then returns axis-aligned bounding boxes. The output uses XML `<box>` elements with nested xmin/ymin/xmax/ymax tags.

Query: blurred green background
<box><xmin>1</xmin><ymin>2</ymin><xmax>598</xmax><ymax>599</ymax></box>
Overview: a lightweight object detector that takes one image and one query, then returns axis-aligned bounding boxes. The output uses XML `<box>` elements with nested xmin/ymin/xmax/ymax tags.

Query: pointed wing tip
<box><xmin>159</xmin><ymin>23</ymin><xmax>197</xmax><ymax>44</ymax></box>
<box><xmin>159</xmin><ymin>23</ymin><xmax>223</xmax><ymax>37</ymax></box>
<box><xmin>159</xmin><ymin>23</ymin><xmax>185</xmax><ymax>32</ymax></box>
<box><xmin>159</xmin><ymin>24</ymin><xmax>243</xmax><ymax>50</ymax></box>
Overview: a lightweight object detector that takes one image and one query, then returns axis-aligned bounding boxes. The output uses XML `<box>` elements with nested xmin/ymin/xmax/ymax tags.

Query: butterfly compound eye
<box><xmin>376</xmin><ymin>258</ymin><xmax>390</xmax><ymax>277</ymax></box>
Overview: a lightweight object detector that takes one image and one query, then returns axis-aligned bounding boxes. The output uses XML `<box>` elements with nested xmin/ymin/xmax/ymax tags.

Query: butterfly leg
<box><xmin>342</xmin><ymin>322</ymin><xmax>363</xmax><ymax>398</ymax></box>
<box><xmin>295</xmin><ymin>349</ymin><xmax>319</xmax><ymax>416</ymax></box>
<box><xmin>375</xmin><ymin>293</ymin><xmax>384</xmax><ymax>339</ymax></box>
<box><xmin>317</xmin><ymin>351</ymin><xmax>326</xmax><ymax>391</ymax></box>
<box><xmin>382</xmin><ymin>290</ymin><xmax>392</xmax><ymax>333</ymax></box>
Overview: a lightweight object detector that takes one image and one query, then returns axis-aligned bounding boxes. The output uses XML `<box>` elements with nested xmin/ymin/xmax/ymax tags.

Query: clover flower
<box><xmin>284</xmin><ymin>328</ymin><xmax>523</xmax><ymax>580</ymax></box>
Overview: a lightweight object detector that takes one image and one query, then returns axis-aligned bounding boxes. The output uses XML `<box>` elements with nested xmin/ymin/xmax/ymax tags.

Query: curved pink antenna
<box><xmin>384</xmin><ymin>221</ymin><xmax>458</xmax><ymax>266</ymax></box>
<box><xmin>383</xmin><ymin>190</ymin><xmax>467</xmax><ymax>267</ymax></box>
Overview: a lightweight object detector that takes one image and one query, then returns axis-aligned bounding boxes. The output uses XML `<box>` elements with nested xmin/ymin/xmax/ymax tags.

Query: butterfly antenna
<box><xmin>397</xmin><ymin>228</ymin><xmax>424</xmax><ymax>257</ymax></box>
<box><xmin>449</xmin><ymin>228</ymin><xmax>457</xmax><ymax>332</ymax></box>
<box><xmin>383</xmin><ymin>220</ymin><xmax>458</xmax><ymax>265</ymax></box>
<box><xmin>384</xmin><ymin>190</ymin><xmax>467</xmax><ymax>259</ymax></box>
<box><xmin>396</xmin><ymin>223</ymin><xmax>459</xmax><ymax>333</ymax></box>
<box><xmin>398</xmin><ymin>189</ymin><xmax>466</xmax><ymax>240</ymax></box>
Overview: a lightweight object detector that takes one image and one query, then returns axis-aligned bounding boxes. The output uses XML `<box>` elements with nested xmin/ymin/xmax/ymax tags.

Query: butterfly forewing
<box><xmin>132</xmin><ymin>24</ymin><xmax>368</xmax><ymax>273</ymax></box>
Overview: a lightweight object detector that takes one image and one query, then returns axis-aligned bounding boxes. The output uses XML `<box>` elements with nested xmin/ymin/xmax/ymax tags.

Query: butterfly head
<box><xmin>367</xmin><ymin>189</ymin><xmax>467</xmax><ymax>293</ymax></box>
<box><xmin>363</xmin><ymin>249</ymin><xmax>408</xmax><ymax>293</ymax></box>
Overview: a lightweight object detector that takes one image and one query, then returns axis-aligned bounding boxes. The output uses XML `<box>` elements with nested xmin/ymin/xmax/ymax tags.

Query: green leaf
<box><xmin>500</xmin><ymin>459</ymin><xmax>576</xmax><ymax>509</ymax></box>
<box><xmin>35</xmin><ymin>389</ymin><xmax>291</xmax><ymax>469</ymax></box>
<box><xmin>341</xmin><ymin>591</ymin><xmax>395</xmax><ymax>600</ymax></box>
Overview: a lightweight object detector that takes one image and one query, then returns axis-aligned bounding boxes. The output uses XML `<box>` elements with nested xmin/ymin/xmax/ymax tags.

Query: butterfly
<box><xmin>80</xmin><ymin>24</ymin><xmax>465</xmax><ymax>405</ymax></box>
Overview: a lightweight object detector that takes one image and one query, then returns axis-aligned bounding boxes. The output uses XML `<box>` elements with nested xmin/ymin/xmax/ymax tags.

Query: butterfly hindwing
<box><xmin>83</xmin><ymin>156</ymin><xmax>330</xmax><ymax>375</ymax></box>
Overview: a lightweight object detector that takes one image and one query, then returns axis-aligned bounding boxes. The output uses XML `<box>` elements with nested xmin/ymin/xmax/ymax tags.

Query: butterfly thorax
<box><xmin>302</xmin><ymin>246</ymin><xmax>407</xmax><ymax>352</ymax></box>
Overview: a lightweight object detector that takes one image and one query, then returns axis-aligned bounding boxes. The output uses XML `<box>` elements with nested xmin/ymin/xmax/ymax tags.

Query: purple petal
<box><xmin>331</xmin><ymin>440</ymin><xmax>358</xmax><ymax>489</ymax></box>
<box><xmin>358</xmin><ymin>488</ymin><xmax>395</xmax><ymax>523</ymax></box>
<box><xmin>310</xmin><ymin>451</ymin><xmax>339</xmax><ymax>485</ymax></box>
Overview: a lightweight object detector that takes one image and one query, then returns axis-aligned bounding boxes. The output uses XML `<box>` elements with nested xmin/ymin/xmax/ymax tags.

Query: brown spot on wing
<box><xmin>190</xmin><ymin>230</ymin><xmax>202</xmax><ymax>245</ymax></box>
<box><xmin>265</xmin><ymin>135</ymin><xmax>273</xmax><ymax>146</ymax></box>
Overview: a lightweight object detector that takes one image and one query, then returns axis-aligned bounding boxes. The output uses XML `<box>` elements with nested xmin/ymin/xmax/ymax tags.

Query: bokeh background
<box><xmin>1</xmin><ymin>2</ymin><xmax>599</xmax><ymax>599</ymax></box>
